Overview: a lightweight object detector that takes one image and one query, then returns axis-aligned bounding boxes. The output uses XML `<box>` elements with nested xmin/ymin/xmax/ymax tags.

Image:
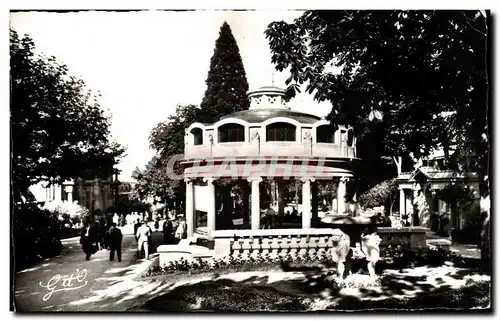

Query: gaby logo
<box><xmin>39</xmin><ymin>268</ymin><xmax>88</xmax><ymax>301</ymax></box>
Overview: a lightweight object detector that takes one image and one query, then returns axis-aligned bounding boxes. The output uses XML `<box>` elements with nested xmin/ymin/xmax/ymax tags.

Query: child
<box><xmin>329</xmin><ymin>228</ymin><xmax>352</xmax><ymax>280</ymax></box>
<box><xmin>360</xmin><ymin>230</ymin><xmax>382</xmax><ymax>279</ymax></box>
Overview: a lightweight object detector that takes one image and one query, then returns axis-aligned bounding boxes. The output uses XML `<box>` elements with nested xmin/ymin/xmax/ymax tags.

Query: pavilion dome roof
<box><xmin>246</xmin><ymin>86</ymin><xmax>286</xmax><ymax>97</ymax></box>
<box><xmin>221</xmin><ymin>108</ymin><xmax>321</xmax><ymax>124</ymax></box>
<box><xmin>217</xmin><ymin>85</ymin><xmax>321</xmax><ymax>124</ymax></box>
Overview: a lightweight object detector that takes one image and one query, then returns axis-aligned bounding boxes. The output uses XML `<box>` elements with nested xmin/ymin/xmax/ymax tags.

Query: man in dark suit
<box><xmin>133</xmin><ymin>218</ymin><xmax>141</xmax><ymax>241</ymax></box>
<box><xmin>107</xmin><ymin>223</ymin><xmax>123</xmax><ymax>262</ymax></box>
<box><xmin>162</xmin><ymin>219</ymin><xmax>174</xmax><ymax>244</ymax></box>
<box><xmin>80</xmin><ymin>222</ymin><xmax>96</xmax><ymax>261</ymax></box>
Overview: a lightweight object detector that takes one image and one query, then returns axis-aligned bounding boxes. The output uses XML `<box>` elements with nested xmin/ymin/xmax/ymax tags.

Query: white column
<box><xmin>66</xmin><ymin>185</ymin><xmax>74</xmax><ymax>203</ymax></box>
<box><xmin>185</xmin><ymin>178</ymin><xmax>195</xmax><ymax>238</ymax></box>
<box><xmin>301</xmin><ymin>177</ymin><xmax>314</xmax><ymax>229</ymax></box>
<box><xmin>399</xmin><ymin>188</ymin><xmax>405</xmax><ymax>219</ymax></box>
<box><xmin>437</xmin><ymin>199</ymin><xmax>442</xmax><ymax>214</ymax></box>
<box><xmin>337</xmin><ymin>177</ymin><xmax>348</xmax><ymax>215</ymax></box>
<box><xmin>204</xmin><ymin>177</ymin><xmax>216</xmax><ymax>239</ymax></box>
<box><xmin>247</xmin><ymin>177</ymin><xmax>262</xmax><ymax>230</ymax></box>
<box><xmin>55</xmin><ymin>184</ymin><xmax>62</xmax><ymax>202</ymax></box>
<box><xmin>406</xmin><ymin>195</ymin><xmax>413</xmax><ymax>216</ymax></box>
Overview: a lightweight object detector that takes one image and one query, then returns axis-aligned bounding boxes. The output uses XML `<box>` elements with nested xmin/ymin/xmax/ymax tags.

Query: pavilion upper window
<box><xmin>266</xmin><ymin>122</ymin><xmax>296</xmax><ymax>142</ymax></box>
<box><xmin>316</xmin><ymin>125</ymin><xmax>335</xmax><ymax>143</ymax></box>
<box><xmin>191</xmin><ymin>127</ymin><xmax>204</xmax><ymax>146</ymax></box>
<box><xmin>218</xmin><ymin>123</ymin><xmax>245</xmax><ymax>143</ymax></box>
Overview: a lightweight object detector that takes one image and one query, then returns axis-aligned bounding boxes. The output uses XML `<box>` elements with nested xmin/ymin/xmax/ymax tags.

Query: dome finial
<box><xmin>272</xmin><ymin>72</ymin><xmax>275</xmax><ymax>87</ymax></box>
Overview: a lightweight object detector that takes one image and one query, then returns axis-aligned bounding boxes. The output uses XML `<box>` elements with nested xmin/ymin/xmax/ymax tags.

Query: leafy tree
<box><xmin>358</xmin><ymin>179</ymin><xmax>398</xmax><ymax>213</ymax></box>
<box><xmin>199</xmin><ymin>21</ymin><xmax>250</xmax><ymax>122</ymax></box>
<box><xmin>135</xmin><ymin>22</ymin><xmax>251</xmax><ymax>209</ymax></box>
<box><xmin>265</xmin><ymin>10</ymin><xmax>490</xmax><ymax>265</ymax></box>
<box><xmin>133</xmin><ymin>104</ymin><xmax>202</xmax><ymax>206</ymax></box>
<box><xmin>10</xmin><ymin>29</ymin><xmax>125</xmax><ymax>202</ymax></box>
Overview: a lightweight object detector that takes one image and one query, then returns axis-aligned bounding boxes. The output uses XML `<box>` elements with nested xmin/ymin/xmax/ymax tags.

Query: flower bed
<box><xmin>143</xmin><ymin>245</ymin><xmax>472</xmax><ymax>279</ymax></box>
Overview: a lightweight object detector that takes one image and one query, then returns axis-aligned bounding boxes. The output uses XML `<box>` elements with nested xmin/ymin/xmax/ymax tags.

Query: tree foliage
<box><xmin>200</xmin><ymin>21</ymin><xmax>250</xmax><ymax>122</ymax></box>
<box><xmin>266</xmin><ymin>10</ymin><xmax>489</xmax><ymax>261</ymax></box>
<box><xmin>10</xmin><ymin>29</ymin><xmax>125</xmax><ymax>201</ymax></box>
<box><xmin>266</xmin><ymin>10</ymin><xmax>488</xmax><ymax>175</ymax></box>
<box><xmin>358</xmin><ymin>179</ymin><xmax>398</xmax><ymax>210</ymax></box>
<box><xmin>134</xmin><ymin>22</ymin><xmax>250</xmax><ymax>205</ymax></box>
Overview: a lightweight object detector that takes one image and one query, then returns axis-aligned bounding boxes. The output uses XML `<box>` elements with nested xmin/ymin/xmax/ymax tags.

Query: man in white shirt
<box><xmin>136</xmin><ymin>221</ymin><xmax>152</xmax><ymax>260</ymax></box>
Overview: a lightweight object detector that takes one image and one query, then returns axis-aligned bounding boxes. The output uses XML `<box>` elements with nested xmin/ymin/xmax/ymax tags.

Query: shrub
<box><xmin>359</xmin><ymin>179</ymin><xmax>398</xmax><ymax>212</ymax></box>
<box><xmin>13</xmin><ymin>203</ymin><xmax>63</xmax><ymax>271</ymax></box>
<box><xmin>379</xmin><ymin>245</ymin><xmax>463</xmax><ymax>269</ymax></box>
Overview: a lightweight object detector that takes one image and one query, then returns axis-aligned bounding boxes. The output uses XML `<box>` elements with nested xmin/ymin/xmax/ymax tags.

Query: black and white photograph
<box><xmin>8</xmin><ymin>6</ymin><xmax>492</xmax><ymax>312</ymax></box>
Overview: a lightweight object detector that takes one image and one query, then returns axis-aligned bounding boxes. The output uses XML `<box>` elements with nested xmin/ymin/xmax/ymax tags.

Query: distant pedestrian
<box><xmin>265</xmin><ymin>205</ymin><xmax>276</xmax><ymax>229</ymax></box>
<box><xmin>162</xmin><ymin>219</ymin><xmax>174</xmax><ymax>244</ymax></box>
<box><xmin>113</xmin><ymin>213</ymin><xmax>119</xmax><ymax>225</ymax></box>
<box><xmin>80</xmin><ymin>222</ymin><xmax>96</xmax><ymax>261</ymax></box>
<box><xmin>107</xmin><ymin>223</ymin><xmax>123</xmax><ymax>262</ymax></box>
<box><xmin>175</xmin><ymin>219</ymin><xmax>186</xmax><ymax>240</ymax></box>
<box><xmin>133</xmin><ymin>218</ymin><xmax>141</xmax><ymax>241</ymax></box>
<box><xmin>136</xmin><ymin>220</ymin><xmax>152</xmax><ymax>260</ymax></box>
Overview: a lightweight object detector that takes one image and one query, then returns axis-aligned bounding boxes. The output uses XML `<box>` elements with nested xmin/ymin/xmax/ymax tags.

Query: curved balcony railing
<box><xmin>184</xmin><ymin>141</ymin><xmax>356</xmax><ymax>159</ymax></box>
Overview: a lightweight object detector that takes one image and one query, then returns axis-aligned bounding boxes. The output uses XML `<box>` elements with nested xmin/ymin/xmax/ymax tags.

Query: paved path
<box><xmin>14</xmin><ymin>227</ymin><xmax>164</xmax><ymax>312</ymax></box>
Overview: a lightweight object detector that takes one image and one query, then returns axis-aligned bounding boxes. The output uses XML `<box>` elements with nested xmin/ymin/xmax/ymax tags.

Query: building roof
<box><xmin>398</xmin><ymin>166</ymin><xmax>477</xmax><ymax>182</ymax></box>
<box><xmin>247</xmin><ymin>86</ymin><xmax>286</xmax><ymax>97</ymax></box>
<box><xmin>221</xmin><ymin>108</ymin><xmax>321</xmax><ymax>124</ymax></box>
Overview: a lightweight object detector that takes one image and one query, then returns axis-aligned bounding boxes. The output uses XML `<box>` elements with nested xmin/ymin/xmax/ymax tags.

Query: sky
<box><xmin>10</xmin><ymin>10</ymin><xmax>334</xmax><ymax>181</ymax></box>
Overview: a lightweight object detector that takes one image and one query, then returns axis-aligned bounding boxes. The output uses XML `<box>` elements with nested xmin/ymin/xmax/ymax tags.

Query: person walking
<box><xmin>154</xmin><ymin>217</ymin><xmax>160</xmax><ymax>232</ymax></box>
<box><xmin>133</xmin><ymin>218</ymin><xmax>141</xmax><ymax>241</ymax></box>
<box><xmin>265</xmin><ymin>205</ymin><xmax>276</xmax><ymax>229</ymax></box>
<box><xmin>162</xmin><ymin>218</ymin><xmax>174</xmax><ymax>244</ymax></box>
<box><xmin>107</xmin><ymin>223</ymin><xmax>123</xmax><ymax>262</ymax></box>
<box><xmin>79</xmin><ymin>222</ymin><xmax>96</xmax><ymax>261</ymax></box>
<box><xmin>136</xmin><ymin>220</ymin><xmax>152</xmax><ymax>260</ymax></box>
<box><xmin>174</xmin><ymin>218</ymin><xmax>186</xmax><ymax>240</ymax></box>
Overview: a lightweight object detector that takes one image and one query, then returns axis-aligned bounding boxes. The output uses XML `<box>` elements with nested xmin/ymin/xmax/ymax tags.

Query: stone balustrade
<box><xmin>212</xmin><ymin>228</ymin><xmax>347</xmax><ymax>258</ymax></box>
<box><xmin>157</xmin><ymin>226</ymin><xmax>430</xmax><ymax>266</ymax></box>
<box><xmin>212</xmin><ymin>227</ymin><xmax>430</xmax><ymax>259</ymax></box>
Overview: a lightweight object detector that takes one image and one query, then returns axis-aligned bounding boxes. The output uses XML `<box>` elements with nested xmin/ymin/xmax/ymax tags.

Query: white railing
<box><xmin>185</xmin><ymin>142</ymin><xmax>356</xmax><ymax>159</ymax></box>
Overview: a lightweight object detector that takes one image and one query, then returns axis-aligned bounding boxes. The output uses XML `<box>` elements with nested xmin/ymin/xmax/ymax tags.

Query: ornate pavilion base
<box><xmin>212</xmin><ymin>226</ymin><xmax>429</xmax><ymax>257</ymax></box>
<box><xmin>156</xmin><ymin>226</ymin><xmax>430</xmax><ymax>266</ymax></box>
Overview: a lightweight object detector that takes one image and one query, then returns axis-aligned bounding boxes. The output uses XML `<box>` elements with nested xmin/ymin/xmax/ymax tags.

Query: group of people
<box><xmin>125</xmin><ymin>212</ymin><xmax>151</xmax><ymax>226</ymax></box>
<box><xmin>79</xmin><ymin>221</ymin><xmax>123</xmax><ymax>262</ymax></box>
<box><xmin>260</xmin><ymin>205</ymin><xmax>300</xmax><ymax>229</ymax></box>
<box><xmin>79</xmin><ymin>210</ymin><xmax>188</xmax><ymax>262</ymax></box>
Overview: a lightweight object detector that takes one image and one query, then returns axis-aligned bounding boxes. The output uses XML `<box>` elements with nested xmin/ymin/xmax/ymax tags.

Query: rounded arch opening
<box><xmin>316</xmin><ymin>124</ymin><xmax>336</xmax><ymax>143</ymax></box>
<box><xmin>218</xmin><ymin>123</ymin><xmax>245</xmax><ymax>143</ymax></box>
<box><xmin>190</xmin><ymin>127</ymin><xmax>204</xmax><ymax>146</ymax></box>
<box><xmin>266</xmin><ymin>122</ymin><xmax>296</xmax><ymax>142</ymax></box>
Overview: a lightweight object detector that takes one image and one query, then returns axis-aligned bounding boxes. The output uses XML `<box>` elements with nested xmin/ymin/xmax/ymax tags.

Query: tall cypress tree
<box><xmin>200</xmin><ymin>21</ymin><xmax>250</xmax><ymax>122</ymax></box>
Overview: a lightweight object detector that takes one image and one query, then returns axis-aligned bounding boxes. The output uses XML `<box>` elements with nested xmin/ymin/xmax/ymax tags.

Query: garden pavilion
<box><xmin>181</xmin><ymin>85</ymin><xmax>360</xmax><ymax>245</ymax></box>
